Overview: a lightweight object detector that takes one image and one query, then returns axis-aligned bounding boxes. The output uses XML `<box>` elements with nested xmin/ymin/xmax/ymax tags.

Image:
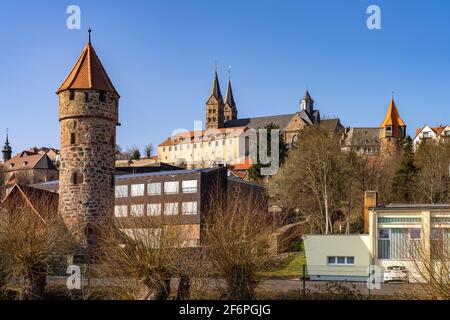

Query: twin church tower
<box><xmin>57</xmin><ymin>31</ymin><xmax>119</xmax><ymax>248</ymax></box>
<box><xmin>206</xmin><ymin>69</ymin><xmax>238</xmax><ymax>129</ymax></box>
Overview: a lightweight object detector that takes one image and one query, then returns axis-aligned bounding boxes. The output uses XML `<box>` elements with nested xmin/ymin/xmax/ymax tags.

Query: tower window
<box><xmin>69</xmin><ymin>90</ymin><xmax>75</xmax><ymax>101</ymax></box>
<box><xmin>70</xmin><ymin>133</ymin><xmax>77</xmax><ymax>145</ymax></box>
<box><xmin>99</xmin><ymin>91</ymin><xmax>107</xmax><ymax>102</ymax></box>
<box><xmin>71</xmin><ymin>172</ymin><xmax>84</xmax><ymax>185</ymax></box>
<box><xmin>85</xmin><ymin>92</ymin><xmax>89</xmax><ymax>102</ymax></box>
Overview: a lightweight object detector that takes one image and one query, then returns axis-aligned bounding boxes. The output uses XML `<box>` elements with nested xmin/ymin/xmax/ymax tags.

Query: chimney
<box><xmin>364</xmin><ymin>191</ymin><xmax>378</xmax><ymax>234</ymax></box>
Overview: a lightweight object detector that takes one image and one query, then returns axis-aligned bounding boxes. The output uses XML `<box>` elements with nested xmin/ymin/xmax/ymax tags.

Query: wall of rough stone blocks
<box><xmin>58</xmin><ymin>89</ymin><xmax>118</xmax><ymax>248</ymax></box>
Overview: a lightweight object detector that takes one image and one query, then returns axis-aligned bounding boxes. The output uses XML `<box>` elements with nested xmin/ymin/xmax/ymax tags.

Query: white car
<box><xmin>384</xmin><ymin>266</ymin><xmax>409</xmax><ymax>283</ymax></box>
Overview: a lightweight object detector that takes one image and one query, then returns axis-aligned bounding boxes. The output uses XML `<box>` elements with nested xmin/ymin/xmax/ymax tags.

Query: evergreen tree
<box><xmin>249</xmin><ymin>123</ymin><xmax>288</xmax><ymax>182</ymax></box>
<box><xmin>391</xmin><ymin>136</ymin><xmax>418</xmax><ymax>202</ymax></box>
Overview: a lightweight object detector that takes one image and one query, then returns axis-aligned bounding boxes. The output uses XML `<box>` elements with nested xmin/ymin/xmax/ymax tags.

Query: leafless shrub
<box><xmin>407</xmin><ymin>228</ymin><xmax>450</xmax><ymax>300</ymax></box>
<box><xmin>0</xmin><ymin>192</ymin><xmax>72</xmax><ymax>300</ymax></box>
<box><xmin>97</xmin><ymin>213</ymin><xmax>206</xmax><ymax>300</ymax></box>
<box><xmin>203</xmin><ymin>188</ymin><xmax>280</xmax><ymax>300</ymax></box>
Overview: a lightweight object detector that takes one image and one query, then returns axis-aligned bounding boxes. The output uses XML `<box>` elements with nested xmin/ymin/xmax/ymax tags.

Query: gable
<box><xmin>285</xmin><ymin>114</ymin><xmax>307</xmax><ymax>132</ymax></box>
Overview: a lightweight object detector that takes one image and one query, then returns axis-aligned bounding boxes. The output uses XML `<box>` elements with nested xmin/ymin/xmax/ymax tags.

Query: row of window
<box><xmin>162</xmin><ymin>140</ymin><xmax>234</xmax><ymax>152</ymax></box>
<box><xmin>378</xmin><ymin>228</ymin><xmax>450</xmax><ymax>260</ymax></box>
<box><xmin>115</xmin><ymin>201</ymin><xmax>198</xmax><ymax>217</ymax></box>
<box><xmin>378</xmin><ymin>217</ymin><xmax>422</xmax><ymax>224</ymax></box>
<box><xmin>115</xmin><ymin>180</ymin><xmax>198</xmax><ymax>198</ymax></box>
<box><xmin>68</xmin><ymin>90</ymin><xmax>107</xmax><ymax>102</ymax></box>
<box><xmin>327</xmin><ymin>256</ymin><xmax>355</xmax><ymax>265</ymax></box>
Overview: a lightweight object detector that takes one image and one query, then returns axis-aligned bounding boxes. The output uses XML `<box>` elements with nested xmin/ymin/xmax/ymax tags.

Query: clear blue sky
<box><xmin>1</xmin><ymin>0</ymin><xmax>450</xmax><ymax>154</ymax></box>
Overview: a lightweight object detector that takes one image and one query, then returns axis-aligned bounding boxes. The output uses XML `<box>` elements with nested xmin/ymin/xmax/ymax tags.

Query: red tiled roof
<box><xmin>56</xmin><ymin>37</ymin><xmax>118</xmax><ymax>95</ymax></box>
<box><xmin>159</xmin><ymin>127</ymin><xmax>247</xmax><ymax>147</ymax></box>
<box><xmin>414</xmin><ymin>125</ymin><xmax>449</xmax><ymax>138</ymax></box>
<box><xmin>3</xmin><ymin>153</ymin><xmax>57</xmax><ymax>172</ymax></box>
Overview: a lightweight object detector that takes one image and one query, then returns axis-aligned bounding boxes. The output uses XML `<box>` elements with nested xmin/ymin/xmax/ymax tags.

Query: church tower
<box><xmin>300</xmin><ymin>90</ymin><xmax>314</xmax><ymax>115</ymax></box>
<box><xmin>206</xmin><ymin>69</ymin><xmax>224</xmax><ymax>129</ymax></box>
<box><xmin>379</xmin><ymin>97</ymin><xmax>406</xmax><ymax>157</ymax></box>
<box><xmin>2</xmin><ymin>131</ymin><xmax>12</xmax><ymax>162</ymax></box>
<box><xmin>224</xmin><ymin>77</ymin><xmax>238</xmax><ymax>123</ymax></box>
<box><xmin>56</xmin><ymin>30</ymin><xmax>119</xmax><ymax>252</ymax></box>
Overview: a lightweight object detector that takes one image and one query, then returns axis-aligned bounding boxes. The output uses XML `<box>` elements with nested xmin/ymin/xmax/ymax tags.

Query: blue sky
<box><xmin>1</xmin><ymin>0</ymin><xmax>450</xmax><ymax>154</ymax></box>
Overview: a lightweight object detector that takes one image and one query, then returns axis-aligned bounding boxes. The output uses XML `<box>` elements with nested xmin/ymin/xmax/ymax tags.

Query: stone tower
<box><xmin>56</xmin><ymin>31</ymin><xmax>119</xmax><ymax>251</ymax></box>
<box><xmin>379</xmin><ymin>97</ymin><xmax>406</xmax><ymax>157</ymax></box>
<box><xmin>2</xmin><ymin>131</ymin><xmax>12</xmax><ymax>162</ymax></box>
<box><xmin>206</xmin><ymin>69</ymin><xmax>224</xmax><ymax>129</ymax></box>
<box><xmin>224</xmin><ymin>77</ymin><xmax>238</xmax><ymax>123</ymax></box>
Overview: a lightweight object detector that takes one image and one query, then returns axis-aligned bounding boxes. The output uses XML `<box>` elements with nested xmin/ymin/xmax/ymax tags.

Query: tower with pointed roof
<box><xmin>206</xmin><ymin>69</ymin><xmax>224</xmax><ymax>129</ymax></box>
<box><xmin>300</xmin><ymin>90</ymin><xmax>314</xmax><ymax>115</ymax></box>
<box><xmin>224</xmin><ymin>77</ymin><xmax>238</xmax><ymax>123</ymax></box>
<box><xmin>379</xmin><ymin>97</ymin><xmax>406</xmax><ymax>157</ymax></box>
<box><xmin>2</xmin><ymin>131</ymin><xmax>12</xmax><ymax>163</ymax></box>
<box><xmin>57</xmin><ymin>30</ymin><xmax>119</xmax><ymax>252</ymax></box>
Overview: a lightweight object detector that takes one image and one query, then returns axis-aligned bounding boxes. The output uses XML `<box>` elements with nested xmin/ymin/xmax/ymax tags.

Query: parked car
<box><xmin>384</xmin><ymin>266</ymin><xmax>409</xmax><ymax>283</ymax></box>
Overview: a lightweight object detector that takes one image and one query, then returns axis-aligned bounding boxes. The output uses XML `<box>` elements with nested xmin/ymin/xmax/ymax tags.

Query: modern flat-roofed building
<box><xmin>304</xmin><ymin>192</ymin><xmax>450</xmax><ymax>282</ymax></box>
<box><xmin>33</xmin><ymin>167</ymin><xmax>267</xmax><ymax>247</ymax></box>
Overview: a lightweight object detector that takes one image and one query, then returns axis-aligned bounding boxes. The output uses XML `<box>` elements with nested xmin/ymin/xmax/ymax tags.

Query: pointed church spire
<box><xmin>303</xmin><ymin>90</ymin><xmax>313</xmax><ymax>101</ymax></box>
<box><xmin>56</xmin><ymin>29</ymin><xmax>119</xmax><ymax>96</ymax></box>
<box><xmin>5</xmin><ymin>129</ymin><xmax>9</xmax><ymax>146</ymax></box>
<box><xmin>225</xmin><ymin>77</ymin><xmax>236</xmax><ymax>107</ymax></box>
<box><xmin>2</xmin><ymin>129</ymin><xmax>12</xmax><ymax>162</ymax></box>
<box><xmin>300</xmin><ymin>90</ymin><xmax>314</xmax><ymax>114</ymax></box>
<box><xmin>209</xmin><ymin>68</ymin><xmax>223</xmax><ymax>102</ymax></box>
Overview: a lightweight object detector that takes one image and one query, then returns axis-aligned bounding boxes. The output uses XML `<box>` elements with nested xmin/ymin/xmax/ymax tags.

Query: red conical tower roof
<box><xmin>56</xmin><ymin>30</ymin><xmax>118</xmax><ymax>96</ymax></box>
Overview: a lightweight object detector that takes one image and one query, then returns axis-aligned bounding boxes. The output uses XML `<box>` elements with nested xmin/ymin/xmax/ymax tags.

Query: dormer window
<box><xmin>10</xmin><ymin>164</ymin><xmax>15</xmax><ymax>168</ymax></box>
<box><xmin>22</xmin><ymin>161</ymin><xmax>28</xmax><ymax>166</ymax></box>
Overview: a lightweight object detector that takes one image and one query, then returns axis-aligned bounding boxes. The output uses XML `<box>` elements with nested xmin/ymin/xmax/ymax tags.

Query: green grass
<box><xmin>260</xmin><ymin>253</ymin><xmax>307</xmax><ymax>278</ymax></box>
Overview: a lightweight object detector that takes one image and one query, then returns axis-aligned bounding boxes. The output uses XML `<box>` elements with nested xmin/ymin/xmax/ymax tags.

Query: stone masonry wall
<box><xmin>59</xmin><ymin>89</ymin><xmax>118</xmax><ymax>249</ymax></box>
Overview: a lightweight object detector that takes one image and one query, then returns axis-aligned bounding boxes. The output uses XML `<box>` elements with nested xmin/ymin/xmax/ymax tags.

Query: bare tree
<box><xmin>97</xmin><ymin>208</ymin><xmax>205</xmax><ymax>300</ymax></box>
<box><xmin>127</xmin><ymin>145</ymin><xmax>141</xmax><ymax>161</ymax></box>
<box><xmin>0</xmin><ymin>191</ymin><xmax>72</xmax><ymax>300</ymax></box>
<box><xmin>270</xmin><ymin>127</ymin><xmax>350</xmax><ymax>234</ymax></box>
<box><xmin>414</xmin><ymin>140</ymin><xmax>450</xmax><ymax>204</ymax></box>
<box><xmin>407</xmin><ymin>228</ymin><xmax>449</xmax><ymax>300</ymax></box>
<box><xmin>203</xmin><ymin>188</ymin><xmax>279</xmax><ymax>300</ymax></box>
<box><xmin>144</xmin><ymin>144</ymin><xmax>153</xmax><ymax>159</ymax></box>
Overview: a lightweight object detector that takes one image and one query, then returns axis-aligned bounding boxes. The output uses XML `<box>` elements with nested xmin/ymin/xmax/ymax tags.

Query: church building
<box><xmin>158</xmin><ymin>70</ymin><xmax>343</xmax><ymax>170</ymax></box>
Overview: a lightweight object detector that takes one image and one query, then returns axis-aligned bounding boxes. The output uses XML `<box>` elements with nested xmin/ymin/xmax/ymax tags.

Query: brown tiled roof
<box><xmin>1</xmin><ymin>184</ymin><xmax>59</xmax><ymax>222</ymax></box>
<box><xmin>56</xmin><ymin>37</ymin><xmax>118</xmax><ymax>95</ymax></box>
<box><xmin>159</xmin><ymin>127</ymin><xmax>247</xmax><ymax>147</ymax></box>
<box><xmin>3</xmin><ymin>153</ymin><xmax>57</xmax><ymax>172</ymax></box>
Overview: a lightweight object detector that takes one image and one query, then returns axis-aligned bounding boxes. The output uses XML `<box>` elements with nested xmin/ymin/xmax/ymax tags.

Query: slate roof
<box><xmin>342</xmin><ymin>127</ymin><xmax>381</xmax><ymax>147</ymax></box>
<box><xmin>224</xmin><ymin>114</ymin><xmax>297</xmax><ymax>131</ymax></box>
<box><xmin>224</xmin><ymin>78</ymin><xmax>236</xmax><ymax>107</ymax></box>
<box><xmin>208</xmin><ymin>70</ymin><xmax>223</xmax><ymax>102</ymax></box>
